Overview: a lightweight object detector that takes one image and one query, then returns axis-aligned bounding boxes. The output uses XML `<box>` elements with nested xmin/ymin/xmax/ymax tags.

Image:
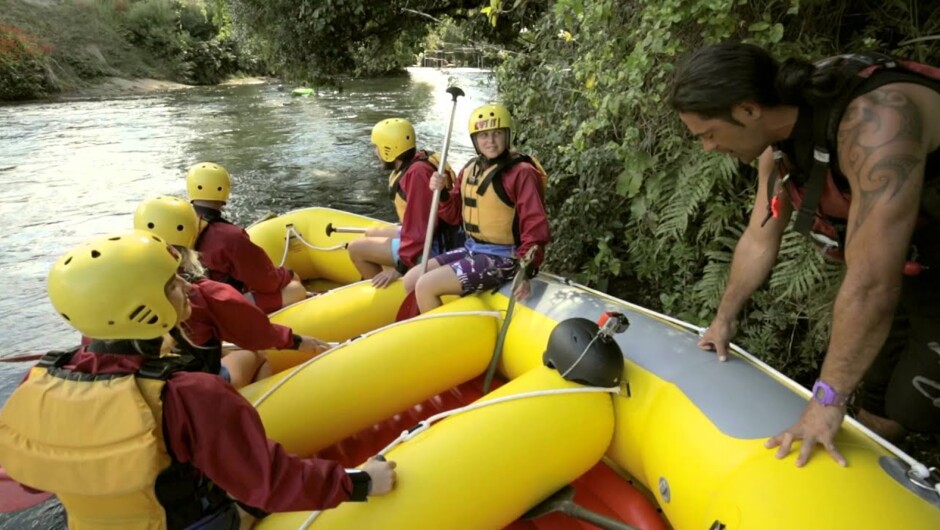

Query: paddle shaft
<box><xmin>563</xmin><ymin>503</ymin><xmax>639</xmax><ymax>530</ymax></box>
<box><xmin>523</xmin><ymin>485</ymin><xmax>638</xmax><ymax>530</ymax></box>
<box><xmin>482</xmin><ymin>266</ymin><xmax>525</xmax><ymax>393</ymax></box>
<box><xmin>325</xmin><ymin>223</ymin><xmax>367</xmax><ymax>236</ymax></box>
<box><xmin>419</xmin><ymin>86</ymin><xmax>464</xmax><ymax>274</ymax></box>
<box><xmin>0</xmin><ymin>354</ymin><xmax>43</xmax><ymax>363</ymax></box>
<box><xmin>483</xmin><ymin>246</ymin><xmax>537</xmax><ymax>393</ymax></box>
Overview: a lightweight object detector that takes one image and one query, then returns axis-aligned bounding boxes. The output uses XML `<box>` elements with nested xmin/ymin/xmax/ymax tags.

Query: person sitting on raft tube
<box><xmin>403</xmin><ymin>103</ymin><xmax>550</xmax><ymax>313</ymax></box>
<box><xmin>134</xmin><ymin>196</ymin><xmax>332</xmax><ymax>389</ymax></box>
<box><xmin>347</xmin><ymin>118</ymin><xmax>462</xmax><ymax>288</ymax></box>
<box><xmin>186</xmin><ymin>162</ymin><xmax>307</xmax><ymax>313</ymax></box>
<box><xmin>0</xmin><ymin>230</ymin><xmax>397</xmax><ymax>530</ymax></box>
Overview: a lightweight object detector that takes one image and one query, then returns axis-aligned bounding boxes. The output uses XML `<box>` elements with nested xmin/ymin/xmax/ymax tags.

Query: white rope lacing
<box><xmin>278</xmin><ymin>225</ymin><xmax>348</xmax><ymax>267</ymax></box>
<box><xmin>294</xmin><ymin>384</ymin><xmax>620</xmax><ymax>529</ymax></box>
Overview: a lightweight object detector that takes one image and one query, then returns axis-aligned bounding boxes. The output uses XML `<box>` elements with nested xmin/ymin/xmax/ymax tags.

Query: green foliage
<box><xmin>493</xmin><ymin>0</ymin><xmax>933</xmax><ymax>382</ymax></box>
<box><xmin>116</xmin><ymin>0</ymin><xmax>255</xmax><ymax>85</ymax></box>
<box><xmin>223</xmin><ymin>0</ymin><xmax>548</xmax><ymax>79</ymax></box>
<box><xmin>0</xmin><ymin>0</ymin><xmax>264</xmax><ymax>100</ymax></box>
<box><xmin>0</xmin><ymin>24</ymin><xmax>57</xmax><ymax>100</ymax></box>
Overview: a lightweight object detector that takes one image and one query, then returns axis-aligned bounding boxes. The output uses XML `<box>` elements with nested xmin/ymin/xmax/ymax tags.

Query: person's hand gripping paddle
<box><xmin>395</xmin><ymin>86</ymin><xmax>465</xmax><ymax>320</ymax></box>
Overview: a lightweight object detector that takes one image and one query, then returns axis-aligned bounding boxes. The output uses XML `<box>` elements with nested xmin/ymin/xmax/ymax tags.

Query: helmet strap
<box><xmin>559</xmin><ymin>334</ymin><xmax>601</xmax><ymax>381</ymax></box>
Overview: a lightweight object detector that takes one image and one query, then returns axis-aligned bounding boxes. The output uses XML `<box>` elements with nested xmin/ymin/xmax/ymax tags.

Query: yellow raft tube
<box><xmin>247</xmin><ymin>206</ymin><xmax>393</xmax><ymax>290</ymax></box>
<box><xmin>241</xmin><ymin>208</ymin><xmax>939</xmax><ymax>529</ymax></box>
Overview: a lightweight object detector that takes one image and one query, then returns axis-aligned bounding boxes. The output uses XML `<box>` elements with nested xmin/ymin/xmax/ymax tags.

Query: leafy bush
<box><xmin>0</xmin><ymin>24</ymin><xmax>57</xmax><ymax>100</ymax></box>
<box><xmin>493</xmin><ymin>0</ymin><xmax>932</xmax><ymax>381</ymax></box>
<box><xmin>121</xmin><ymin>0</ymin><xmax>180</xmax><ymax>56</ymax></box>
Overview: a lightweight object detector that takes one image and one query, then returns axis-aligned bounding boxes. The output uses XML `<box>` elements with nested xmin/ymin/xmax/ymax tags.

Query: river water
<box><xmin>0</xmin><ymin>67</ymin><xmax>494</xmax><ymax>528</ymax></box>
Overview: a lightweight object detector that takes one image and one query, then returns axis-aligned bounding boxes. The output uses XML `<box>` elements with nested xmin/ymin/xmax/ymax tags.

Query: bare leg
<box><xmin>415</xmin><ymin>265</ymin><xmax>463</xmax><ymax>313</ymax></box>
<box><xmin>403</xmin><ymin>256</ymin><xmax>444</xmax><ymax>293</ymax></box>
<box><xmin>221</xmin><ymin>349</ymin><xmax>267</xmax><ymax>389</ymax></box>
<box><xmin>347</xmin><ymin>237</ymin><xmax>396</xmax><ymax>279</ymax></box>
<box><xmin>367</xmin><ymin>225</ymin><xmax>401</xmax><ymax>238</ymax></box>
<box><xmin>253</xmin><ymin>360</ymin><xmax>273</xmax><ymax>382</ymax></box>
<box><xmin>280</xmin><ymin>279</ymin><xmax>308</xmax><ymax>307</ymax></box>
<box><xmin>857</xmin><ymin>408</ymin><xmax>908</xmax><ymax>441</ymax></box>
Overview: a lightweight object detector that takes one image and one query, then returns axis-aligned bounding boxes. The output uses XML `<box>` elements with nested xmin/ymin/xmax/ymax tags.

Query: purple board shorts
<box><xmin>433</xmin><ymin>247</ymin><xmax>517</xmax><ymax>295</ymax></box>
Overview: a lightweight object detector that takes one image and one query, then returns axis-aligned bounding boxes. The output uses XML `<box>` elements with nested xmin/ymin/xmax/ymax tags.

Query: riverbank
<box><xmin>62</xmin><ymin>75</ymin><xmax>272</xmax><ymax>100</ymax></box>
<box><xmin>0</xmin><ymin>0</ymin><xmax>262</xmax><ymax>102</ymax></box>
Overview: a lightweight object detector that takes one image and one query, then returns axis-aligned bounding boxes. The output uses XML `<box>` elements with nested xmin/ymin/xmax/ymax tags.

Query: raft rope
<box><xmin>277</xmin><ymin>225</ymin><xmax>348</xmax><ymax>267</ymax></box>
<box><xmin>249</xmin><ymin>310</ymin><xmax>502</xmax><ymax>409</ymax></box>
<box><xmin>544</xmin><ymin>273</ymin><xmax>940</xmax><ymax>498</ymax></box>
<box><xmin>295</xmin><ymin>384</ymin><xmax>620</xmax><ymax>529</ymax></box>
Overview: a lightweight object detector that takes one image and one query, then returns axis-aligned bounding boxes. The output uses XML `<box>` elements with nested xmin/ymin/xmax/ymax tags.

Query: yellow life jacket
<box><xmin>0</xmin><ymin>349</ymin><xmax>226</xmax><ymax>530</ymax></box>
<box><xmin>388</xmin><ymin>150</ymin><xmax>456</xmax><ymax>222</ymax></box>
<box><xmin>461</xmin><ymin>154</ymin><xmax>547</xmax><ymax>246</ymax></box>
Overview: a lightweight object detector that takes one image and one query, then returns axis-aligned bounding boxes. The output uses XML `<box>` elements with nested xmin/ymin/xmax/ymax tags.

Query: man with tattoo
<box><xmin>669</xmin><ymin>43</ymin><xmax>940</xmax><ymax>466</ymax></box>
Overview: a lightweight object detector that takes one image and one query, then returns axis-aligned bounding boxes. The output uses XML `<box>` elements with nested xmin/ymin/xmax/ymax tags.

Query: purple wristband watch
<box><xmin>811</xmin><ymin>380</ymin><xmax>850</xmax><ymax>407</ymax></box>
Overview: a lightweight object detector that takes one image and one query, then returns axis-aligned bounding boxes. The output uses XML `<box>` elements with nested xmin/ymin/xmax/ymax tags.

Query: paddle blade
<box><xmin>395</xmin><ymin>292</ymin><xmax>420</xmax><ymax>322</ymax></box>
<box><xmin>0</xmin><ymin>467</ymin><xmax>54</xmax><ymax>513</ymax></box>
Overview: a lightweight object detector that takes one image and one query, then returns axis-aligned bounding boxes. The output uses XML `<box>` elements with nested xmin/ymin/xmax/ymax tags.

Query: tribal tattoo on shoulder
<box><xmin>836</xmin><ymin>86</ymin><xmax>925</xmax><ymax>243</ymax></box>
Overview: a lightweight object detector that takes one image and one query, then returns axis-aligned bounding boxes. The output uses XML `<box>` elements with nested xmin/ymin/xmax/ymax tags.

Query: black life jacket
<box><xmin>767</xmin><ymin>52</ymin><xmax>940</xmax><ymax>267</ymax></box>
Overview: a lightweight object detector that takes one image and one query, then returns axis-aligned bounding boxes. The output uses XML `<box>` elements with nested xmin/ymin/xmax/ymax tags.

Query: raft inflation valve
<box><xmin>543</xmin><ymin>313</ymin><xmax>629</xmax><ymax>388</ymax></box>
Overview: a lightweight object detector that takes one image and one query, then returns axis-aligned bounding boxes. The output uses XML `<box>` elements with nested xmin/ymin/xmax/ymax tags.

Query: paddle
<box><xmin>0</xmin><ymin>353</ymin><xmax>43</xmax><ymax>363</ymax></box>
<box><xmin>522</xmin><ymin>485</ymin><xmax>639</xmax><ymax>530</ymax></box>
<box><xmin>244</xmin><ymin>210</ymin><xmax>277</xmax><ymax>230</ymax></box>
<box><xmin>395</xmin><ymin>85</ymin><xmax>465</xmax><ymax>320</ymax></box>
<box><xmin>482</xmin><ymin>246</ymin><xmax>537</xmax><ymax>393</ymax></box>
<box><xmin>0</xmin><ymin>467</ymin><xmax>55</xmax><ymax>513</ymax></box>
<box><xmin>324</xmin><ymin>223</ymin><xmax>368</xmax><ymax>236</ymax></box>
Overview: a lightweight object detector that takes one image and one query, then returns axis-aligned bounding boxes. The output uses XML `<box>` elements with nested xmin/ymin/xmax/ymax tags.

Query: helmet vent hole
<box><xmin>129</xmin><ymin>305</ymin><xmax>148</xmax><ymax>321</ymax></box>
<box><xmin>198</xmin><ymin>185</ymin><xmax>204</xmax><ymax>190</ymax></box>
<box><xmin>90</xmin><ymin>250</ymin><xmax>101</xmax><ymax>258</ymax></box>
<box><xmin>217</xmin><ymin>186</ymin><xmax>222</xmax><ymax>191</ymax></box>
<box><xmin>108</xmin><ymin>236</ymin><xmax>121</xmax><ymax>241</ymax></box>
<box><xmin>63</xmin><ymin>257</ymin><xmax>72</xmax><ymax>266</ymax></box>
<box><xmin>176</xmin><ymin>224</ymin><xmax>184</xmax><ymax>232</ymax></box>
<box><xmin>147</xmin><ymin>315</ymin><xmax>159</xmax><ymax>325</ymax></box>
<box><xmin>61</xmin><ymin>313</ymin><xmax>70</xmax><ymax>321</ymax></box>
<box><xmin>108</xmin><ymin>321</ymin><xmax>114</xmax><ymax>325</ymax></box>
<box><xmin>147</xmin><ymin>222</ymin><xmax>155</xmax><ymax>229</ymax></box>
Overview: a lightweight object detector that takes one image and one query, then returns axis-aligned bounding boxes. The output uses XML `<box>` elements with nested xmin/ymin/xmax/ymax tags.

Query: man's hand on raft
<box><xmin>766</xmin><ymin>400</ymin><xmax>848</xmax><ymax>467</ymax></box>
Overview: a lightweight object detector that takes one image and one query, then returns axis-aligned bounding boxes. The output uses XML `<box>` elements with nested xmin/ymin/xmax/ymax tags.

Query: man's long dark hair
<box><xmin>668</xmin><ymin>42</ymin><xmax>852</xmax><ymax>123</ymax></box>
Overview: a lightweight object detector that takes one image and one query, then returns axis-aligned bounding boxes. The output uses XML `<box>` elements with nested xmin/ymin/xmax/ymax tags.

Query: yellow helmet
<box><xmin>186</xmin><ymin>162</ymin><xmax>231</xmax><ymax>202</ymax></box>
<box><xmin>468</xmin><ymin>103</ymin><xmax>512</xmax><ymax>136</ymax></box>
<box><xmin>134</xmin><ymin>196</ymin><xmax>200</xmax><ymax>248</ymax></box>
<box><xmin>47</xmin><ymin>230</ymin><xmax>183</xmax><ymax>340</ymax></box>
<box><xmin>371</xmin><ymin>118</ymin><xmax>416</xmax><ymax>163</ymax></box>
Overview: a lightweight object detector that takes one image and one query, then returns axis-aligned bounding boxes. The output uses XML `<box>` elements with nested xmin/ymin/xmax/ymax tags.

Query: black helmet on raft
<box><xmin>542</xmin><ymin>314</ymin><xmax>628</xmax><ymax>387</ymax></box>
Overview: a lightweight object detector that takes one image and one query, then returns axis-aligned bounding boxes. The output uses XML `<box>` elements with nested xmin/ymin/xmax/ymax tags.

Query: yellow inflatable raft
<box><xmin>247</xmin><ymin>206</ymin><xmax>393</xmax><ymax>290</ymax></box>
<box><xmin>240</xmin><ymin>208</ymin><xmax>939</xmax><ymax>530</ymax></box>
